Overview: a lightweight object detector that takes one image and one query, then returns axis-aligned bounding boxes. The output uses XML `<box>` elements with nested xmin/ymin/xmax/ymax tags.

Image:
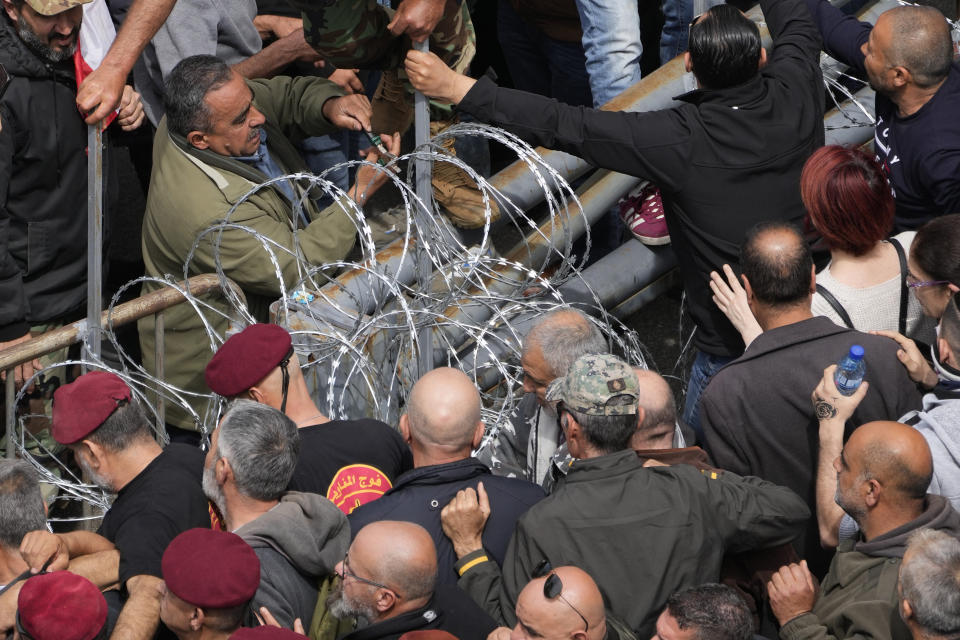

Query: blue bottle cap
<box><xmin>849</xmin><ymin>345</ymin><xmax>865</xmax><ymax>359</ymax></box>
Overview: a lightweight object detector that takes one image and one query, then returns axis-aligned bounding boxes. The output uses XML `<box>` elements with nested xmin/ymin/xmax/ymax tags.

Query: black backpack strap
<box><xmin>816</xmin><ymin>283</ymin><xmax>854</xmax><ymax>329</ymax></box>
<box><xmin>890</xmin><ymin>237</ymin><xmax>909</xmax><ymax>335</ymax></box>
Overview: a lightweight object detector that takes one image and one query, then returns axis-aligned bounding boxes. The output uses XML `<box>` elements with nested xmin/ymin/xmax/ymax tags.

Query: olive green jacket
<box><xmin>139</xmin><ymin>75</ymin><xmax>357</xmax><ymax>431</ymax></box>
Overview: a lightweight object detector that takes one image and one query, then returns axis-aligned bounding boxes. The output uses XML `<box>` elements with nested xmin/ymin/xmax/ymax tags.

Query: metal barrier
<box><xmin>0</xmin><ymin>273</ymin><xmax>238</xmax><ymax>458</ymax></box>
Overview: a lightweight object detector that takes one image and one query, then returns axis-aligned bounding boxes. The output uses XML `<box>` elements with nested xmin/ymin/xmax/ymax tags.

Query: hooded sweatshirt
<box><xmin>903</xmin><ymin>395</ymin><xmax>960</xmax><ymax>512</ymax></box>
<box><xmin>780</xmin><ymin>495</ymin><xmax>960</xmax><ymax>640</ymax></box>
<box><xmin>235</xmin><ymin>491</ymin><xmax>349</xmax><ymax>628</ymax></box>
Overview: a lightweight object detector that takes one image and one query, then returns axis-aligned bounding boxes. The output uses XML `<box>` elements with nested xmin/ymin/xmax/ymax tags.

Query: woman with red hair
<box><xmin>710</xmin><ymin>145</ymin><xmax>933</xmax><ymax>345</ymax></box>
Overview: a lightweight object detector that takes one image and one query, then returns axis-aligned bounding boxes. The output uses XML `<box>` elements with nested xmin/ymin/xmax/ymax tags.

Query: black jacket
<box><xmin>457</xmin><ymin>0</ymin><xmax>824</xmax><ymax>358</ymax></box>
<box><xmin>348</xmin><ymin>458</ymin><xmax>545</xmax><ymax>584</ymax></box>
<box><xmin>700</xmin><ymin>316</ymin><xmax>923</xmax><ymax>576</ymax></box>
<box><xmin>340</xmin><ymin>587</ymin><xmax>498</xmax><ymax>640</ymax></box>
<box><xmin>0</xmin><ymin>17</ymin><xmax>111</xmax><ymax>340</ymax></box>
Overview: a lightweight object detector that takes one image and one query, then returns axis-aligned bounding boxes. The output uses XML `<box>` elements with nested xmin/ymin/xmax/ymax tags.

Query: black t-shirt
<box><xmin>286</xmin><ymin>419</ymin><xmax>413</xmax><ymax>515</ymax></box>
<box><xmin>98</xmin><ymin>443</ymin><xmax>211</xmax><ymax>584</ymax></box>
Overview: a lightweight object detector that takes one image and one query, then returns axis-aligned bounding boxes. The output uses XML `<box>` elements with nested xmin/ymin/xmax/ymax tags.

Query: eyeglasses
<box><xmin>341</xmin><ymin>553</ymin><xmax>400</xmax><ymax>597</ymax></box>
<box><xmin>532</xmin><ymin>560</ymin><xmax>589</xmax><ymax>631</ymax></box>
<box><xmin>906</xmin><ymin>273</ymin><xmax>951</xmax><ymax>289</ymax></box>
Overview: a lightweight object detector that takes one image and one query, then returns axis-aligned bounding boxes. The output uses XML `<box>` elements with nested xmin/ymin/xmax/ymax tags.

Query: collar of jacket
<box><xmin>673</xmin><ymin>72</ymin><xmax>766</xmax><ymax>108</ymax></box>
<box><xmin>733</xmin><ymin>316</ymin><xmax>850</xmax><ymax>364</ymax></box>
<box><xmin>390</xmin><ymin>458</ymin><xmax>490</xmax><ymax>492</ymax></box>
<box><xmin>166</xmin><ymin>118</ymin><xmax>299</xmax><ymax>206</ymax></box>
<box><xmin>849</xmin><ymin>494</ymin><xmax>960</xmax><ymax>558</ymax></box>
<box><xmin>344</xmin><ymin>593</ymin><xmax>443</xmax><ymax>640</ymax></box>
<box><xmin>566</xmin><ymin>449</ymin><xmax>641</xmax><ymax>482</ymax></box>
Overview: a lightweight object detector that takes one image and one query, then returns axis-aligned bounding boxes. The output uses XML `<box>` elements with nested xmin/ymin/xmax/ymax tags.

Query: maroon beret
<box><xmin>400</xmin><ymin>632</ymin><xmax>460</xmax><ymax>640</ymax></box>
<box><xmin>162</xmin><ymin>528</ymin><xmax>261</xmax><ymax>609</ymax></box>
<box><xmin>205</xmin><ymin>324</ymin><xmax>292</xmax><ymax>396</ymax></box>
<box><xmin>18</xmin><ymin>572</ymin><xmax>108</xmax><ymax>640</ymax></box>
<box><xmin>230</xmin><ymin>628</ymin><xmax>308</xmax><ymax>639</ymax></box>
<box><xmin>51</xmin><ymin>371</ymin><xmax>131</xmax><ymax>445</ymax></box>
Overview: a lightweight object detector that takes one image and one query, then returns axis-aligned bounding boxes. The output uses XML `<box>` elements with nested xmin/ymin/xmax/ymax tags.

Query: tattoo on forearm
<box><xmin>815</xmin><ymin>399</ymin><xmax>838</xmax><ymax>420</ymax></box>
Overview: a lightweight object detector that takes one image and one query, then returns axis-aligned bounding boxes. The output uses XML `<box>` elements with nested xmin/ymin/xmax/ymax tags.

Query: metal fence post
<box><xmin>413</xmin><ymin>39</ymin><xmax>433</xmax><ymax>380</ymax></box>
<box><xmin>83</xmin><ymin>123</ymin><xmax>104</xmax><ymax>368</ymax></box>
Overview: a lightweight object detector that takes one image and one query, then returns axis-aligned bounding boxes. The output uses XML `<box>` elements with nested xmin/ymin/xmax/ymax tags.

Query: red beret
<box><xmin>230</xmin><ymin>628</ymin><xmax>308</xmax><ymax>639</ymax></box>
<box><xmin>162</xmin><ymin>528</ymin><xmax>260</xmax><ymax>609</ymax></box>
<box><xmin>18</xmin><ymin>572</ymin><xmax>107</xmax><ymax>640</ymax></box>
<box><xmin>51</xmin><ymin>371</ymin><xmax>131</xmax><ymax>445</ymax></box>
<box><xmin>205</xmin><ymin>324</ymin><xmax>292</xmax><ymax>396</ymax></box>
<box><xmin>400</xmin><ymin>632</ymin><xmax>460</xmax><ymax>640</ymax></box>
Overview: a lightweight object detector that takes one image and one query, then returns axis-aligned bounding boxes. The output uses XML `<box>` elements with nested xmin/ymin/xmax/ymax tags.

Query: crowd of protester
<box><xmin>0</xmin><ymin>0</ymin><xmax>958</xmax><ymax>638</ymax></box>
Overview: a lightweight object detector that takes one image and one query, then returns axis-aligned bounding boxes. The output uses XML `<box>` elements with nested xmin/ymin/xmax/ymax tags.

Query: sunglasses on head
<box><xmin>532</xmin><ymin>560</ymin><xmax>589</xmax><ymax>631</ymax></box>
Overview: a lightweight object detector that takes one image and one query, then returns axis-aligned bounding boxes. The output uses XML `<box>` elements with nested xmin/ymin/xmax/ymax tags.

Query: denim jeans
<box><xmin>497</xmin><ymin>0</ymin><xmax>593</xmax><ymax>107</ymax></box>
<box><xmin>573</xmin><ymin>0</ymin><xmax>643</xmax><ymax>108</ymax></box>
<box><xmin>682</xmin><ymin>350</ymin><xmax>734</xmax><ymax>444</ymax></box>
<box><xmin>660</xmin><ymin>0</ymin><xmax>727</xmax><ymax>67</ymax></box>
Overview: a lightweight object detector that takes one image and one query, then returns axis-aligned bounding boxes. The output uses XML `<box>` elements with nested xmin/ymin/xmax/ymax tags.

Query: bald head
<box><xmin>352</xmin><ymin>521</ymin><xmax>438</xmax><ymax>602</ymax></box>
<box><xmin>881</xmin><ymin>6</ymin><xmax>952</xmax><ymax>89</ymax></box>
<box><xmin>515</xmin><ymin>566</ymin><xmax>606</xmax><ymax>640</ymax></box>
<box><xmin>632</xmin><ymin>369</ymin><xmax>676</xmax><ymax>449</ymax></box>
<box><xmin>405</xmin><ymin>367</ymin><xmax>482</xmax><ymax>453</ymax></box>
<box><xmin>846</xmin><ymin>421</ymin><xmax>932</xmax><ymax>502</ymax></box>
<box><xmin>741</xmin><ymin>222</ymin><xmax>813</xmax><ymax>307</ymax></box>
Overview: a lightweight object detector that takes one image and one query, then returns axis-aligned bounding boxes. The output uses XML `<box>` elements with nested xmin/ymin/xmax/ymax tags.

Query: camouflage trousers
<box><xmin>295</xmin><ymin>0</ymin><xmax>476</xmax><ymax>91</ymax></box>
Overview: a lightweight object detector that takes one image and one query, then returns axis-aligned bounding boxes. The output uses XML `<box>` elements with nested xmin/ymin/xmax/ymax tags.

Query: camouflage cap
<box><xmin>545</xmin><ymin>353</ymin><xmax>639</xmax><ymax>417</ymax></box>
<box><xmin>25</xmin><ymin>0</ymin><xmax>92</xmax><ymax>16</ymax></box>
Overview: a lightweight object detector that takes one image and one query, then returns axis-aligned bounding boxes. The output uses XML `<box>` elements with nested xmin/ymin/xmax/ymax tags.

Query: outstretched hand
<box><xmin>871</xmin><ymin>329</ymin><xmax>939</xmax><ymax>389</ymax></box>
<box><xmin>322</xmin><ymin>93</ymin><xmax>373</xmax><ymax>132</ymax></box>
<box><xmin>387</xmin><ymin>0</ymin><xmax>446</xmax><ymax>42</ymax></box>
<box><xmin>441</xmin><ymin>481</ymin><xmax>491</xmax><ymax>558</ymax></box>
<box><xmin>810</xmin><ymin>364</ymin><xmax>869</xmax><ymax>424</ymax></box>
<box><xmin>709</xmin><ymin>264</ymin><xmax>762</xmax><ymax>347</ymax></box>
<box><xmin>404</xmin><ymin>49</ymin><xmax>475</xmax><ymax>105</ymax></box>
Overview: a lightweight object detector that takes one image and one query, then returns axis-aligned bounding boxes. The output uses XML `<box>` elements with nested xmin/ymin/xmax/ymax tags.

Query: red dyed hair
<box><xmin>800</xmin><ymin>145</ymin><xmax>895</xmax><ymax>256</ymax></box>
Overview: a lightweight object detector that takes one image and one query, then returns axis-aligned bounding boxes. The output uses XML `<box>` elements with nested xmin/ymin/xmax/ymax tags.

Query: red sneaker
<box><xmin>618</xmin><ymin>182</ymin><xmax>670</xmax><ymax>245</ymax></box>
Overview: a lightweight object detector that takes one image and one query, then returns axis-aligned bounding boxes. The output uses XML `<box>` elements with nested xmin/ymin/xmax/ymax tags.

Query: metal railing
<box><xmin>0</xmin><ymin>273</ymin><xmax>238</xmax><ymax>458</ymax></box>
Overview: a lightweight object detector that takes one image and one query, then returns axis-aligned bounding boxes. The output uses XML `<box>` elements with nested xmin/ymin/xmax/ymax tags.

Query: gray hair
<box><xmin>886</xmin><ymin>6</ymin><xmax>953</xmax><ymax>89</ymax></box>
<box><xmin>215</xmin><ymin>400</ymin><xmax>300</xmax><ymax>501</ymax></box>
<box><xmin>88</xmin><ymin>399</ymin><xmax>154</xmax><ymax>452</ymax></box>
<box><xmin>164</xmin><ymin>55</ymin><xmax>233</xmax><ymax>137</ymax></box>
<box><xmin>0</xmin><ymin>461</ymin><xmax>46</xmax><ymax>549</ymax></box>
<box><xmin>524</xmin><ymin>309</ymin><xmax>607</xmax><ymax>377</ymax></box>
<box><xmin>667</xmin><ymin>583</ymin><xmax>754</xmax><ymax>640</ymax></box>
<box><xmin>901</xmin><ymin>529</ymin><xmax>960</xmax><ymax>636</ymax></box>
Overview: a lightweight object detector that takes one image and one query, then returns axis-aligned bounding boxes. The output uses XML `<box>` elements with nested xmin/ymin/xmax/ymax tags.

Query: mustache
<box><xmin>247</xmin><ymin>126</ymin><xmax>262</xmax><ymax>142</ymax></box>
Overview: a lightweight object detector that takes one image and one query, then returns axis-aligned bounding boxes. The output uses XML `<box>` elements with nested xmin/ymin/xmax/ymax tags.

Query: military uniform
<box><xmin>452</xmin><ymin>355</ymin><xmax>810</xmax><ymax>638</ymax></box>
<box><xmin>292</xmin><ymin>0</ymin><xmax>475</xmax><ymax>87</ymax></box>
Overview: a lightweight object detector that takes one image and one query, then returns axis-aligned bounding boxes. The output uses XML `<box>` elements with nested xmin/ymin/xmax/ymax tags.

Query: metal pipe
<box><xmin>0</xmin><ymin>274</ymin><xmax>237</xmax><ymax>372</ymax></box>
<box><xmin>84</xmin><ymin>124</ymin><xmax>103</xmax><ymax>368</ymax></box>
<box><xmin>5</xmin><ymin>375</ymin><xmax>13</xmax><ymax>459</ymax></box>
<box><xmin>413</xmin><ymin>39</ymin><xmax>434</xmax><ymax>379</ymax></box>
<box><xmin>155</xmin><ymin>311</ymin><xmax>165</xmax><ymax>430</ymax></box>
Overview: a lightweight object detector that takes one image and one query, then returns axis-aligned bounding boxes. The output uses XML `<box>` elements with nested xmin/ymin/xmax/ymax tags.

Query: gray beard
<box><xmin>17</xmin><ymin>17</ymin><xmax>77</xmax><ymax>63</ymax></box>
<box><xmin>76</xmin><ymin>454</ymin><xmax>114</xmax><ymax>493</ymax></box>
<box><xmin>326</xmin><ymin>581</ymin><xmax>375</xmax><ymax>625</ymax></box>
<box><xmin>202</xmin><ymin>463</ymin><xmax>228</xmax><ymax>522</ymax></box>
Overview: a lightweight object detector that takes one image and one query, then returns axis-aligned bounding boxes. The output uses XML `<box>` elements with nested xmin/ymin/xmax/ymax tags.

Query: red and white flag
<box><xmin>73</xmin><ymin>0</ymin><xmax>117</xmax><ymax>127</ymax></box>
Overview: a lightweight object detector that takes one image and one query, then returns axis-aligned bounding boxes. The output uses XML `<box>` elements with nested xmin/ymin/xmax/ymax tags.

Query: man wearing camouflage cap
<box><xmin>440</xmin><ymin>353</ymin><xmax>811</xmax><ymax>638</ymax></box>
<box><xmin>0</xmin><ymin>0</ymin><xmax>144</xmax><ymax>388</ymax></box>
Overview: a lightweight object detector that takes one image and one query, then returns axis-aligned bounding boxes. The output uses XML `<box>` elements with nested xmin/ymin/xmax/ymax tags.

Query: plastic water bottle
<box><xmin>834</xmin><ymin>345</ymin><xmax>866</xmax><ymax>396</ymax></box>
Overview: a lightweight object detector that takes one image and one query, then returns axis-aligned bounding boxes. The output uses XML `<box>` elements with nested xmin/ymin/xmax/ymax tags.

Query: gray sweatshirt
<box><xmin>235</xmin><ymin>491</ymin><xmax>350</xmax><ymax>629</ymax></box>
<box><xmin>133</xmin><ymin>0</ymin><xmax>262</xmax><ymax>125</ymax></box>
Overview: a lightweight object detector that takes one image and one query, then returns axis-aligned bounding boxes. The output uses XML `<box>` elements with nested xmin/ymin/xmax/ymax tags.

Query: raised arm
<box><xmin>802</xmin><ymin>0</ymin><xmax>870</xmax><ymax>73</ymax></box>
<box><xmin>77</xmin><ymin>0</ymin><xmax>178</xmax><ymax>124</ymax></box>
